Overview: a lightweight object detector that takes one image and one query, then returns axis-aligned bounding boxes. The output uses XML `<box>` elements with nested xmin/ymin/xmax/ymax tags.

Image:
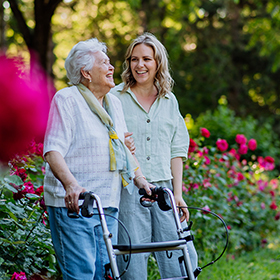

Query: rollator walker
<box><xmin>69</xmin><ymin>186</ymin><xmax>202</xmax><ymax>280</ymax></box>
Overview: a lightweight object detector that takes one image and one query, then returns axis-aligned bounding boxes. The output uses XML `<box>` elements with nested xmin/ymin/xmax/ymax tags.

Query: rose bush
<box><xmin>0</xmin><ymin>141</ymin><xmax>61</xmax><ymax>280</ymax></box>
<box><xmin>183</xmin><ymin>128</ymin><xmax>280</xmax><ymax>262</ymax></box>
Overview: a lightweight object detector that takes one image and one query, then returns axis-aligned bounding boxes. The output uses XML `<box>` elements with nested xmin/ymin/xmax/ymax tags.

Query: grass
<box><xmin>148</xmin><ymin>241</ymin><xmax>280</xmax><ymax>280</ymax></box>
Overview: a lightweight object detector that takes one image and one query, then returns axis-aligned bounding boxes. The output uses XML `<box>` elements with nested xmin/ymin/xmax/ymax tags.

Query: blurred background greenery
<box><xmin>1</xmin><ymin>0</ymin><xmax>280</xmax><ymax>159</ymax></box>
<box><xmin>1</xmin><ymin>2</ymin><xmax>280</xmax><ymax>278</ymax></box>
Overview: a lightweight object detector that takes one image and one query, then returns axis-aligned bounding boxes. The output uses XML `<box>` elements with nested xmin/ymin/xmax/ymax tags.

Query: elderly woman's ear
<box><xmin>81</xmin><ymin>68</ymin><xmax>91</xmax><ymax>82</ymax></box>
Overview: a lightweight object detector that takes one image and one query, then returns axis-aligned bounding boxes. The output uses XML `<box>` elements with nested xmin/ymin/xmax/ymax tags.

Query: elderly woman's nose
<box><xmin>109</xmin><ymin>63</ymin><xmax>114</xmax><ymax>70</ymax></box>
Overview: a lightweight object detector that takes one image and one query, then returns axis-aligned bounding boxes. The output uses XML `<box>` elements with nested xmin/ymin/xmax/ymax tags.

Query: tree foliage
<box><xmin>2</xmin><ymin>0</ymin><xmax>280</xmax><ymax>133</ymax></box>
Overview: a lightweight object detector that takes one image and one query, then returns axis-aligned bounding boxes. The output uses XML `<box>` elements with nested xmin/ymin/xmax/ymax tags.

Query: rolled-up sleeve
<box><xmin>171</xmin><ymin>113</ymin><xmax>189</xmax><ymax>161</ymax></box>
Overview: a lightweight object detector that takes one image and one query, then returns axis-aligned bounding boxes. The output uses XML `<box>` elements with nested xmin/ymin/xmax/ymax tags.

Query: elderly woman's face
<box><xmin>89</xmin><ymin>51</ymin><xmax>115</xmax><ymax>91</ymax></box>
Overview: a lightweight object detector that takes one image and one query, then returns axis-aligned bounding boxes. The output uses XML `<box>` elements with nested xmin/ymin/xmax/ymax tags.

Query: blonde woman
<box><xmin>111</xmin><ymin>33</ymin><xmax>198</xmax><ymax>279</ymax></box>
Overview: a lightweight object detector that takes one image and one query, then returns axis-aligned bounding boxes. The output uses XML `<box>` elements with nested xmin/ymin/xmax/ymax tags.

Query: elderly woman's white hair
<box><xmin>65</xmin><ymin>38</ymin><xmax>107</xmax><ymax>85</ymax></box>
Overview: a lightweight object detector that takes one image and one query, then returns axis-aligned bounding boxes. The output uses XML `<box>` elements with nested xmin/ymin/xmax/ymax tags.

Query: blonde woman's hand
<box><xmin>174</xmin><ymin>195</ymin><xmax>189</xmax><ymax>222</ymax></box>
<box><xmin>124</xmin><ymin>132</ymin><xmax>136</xmax><ymax>155</ymax></box>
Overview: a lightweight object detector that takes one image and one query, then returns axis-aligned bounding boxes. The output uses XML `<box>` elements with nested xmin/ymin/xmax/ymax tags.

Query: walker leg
<box><xmin>93</xmin><ymin>194</ymin><xmax>121</xmax><ymax>279</ymax></box>
<box><xmin>164</xmin><ymin>188</ymin><xmax>195</xmax><ymax>280</ymax></box>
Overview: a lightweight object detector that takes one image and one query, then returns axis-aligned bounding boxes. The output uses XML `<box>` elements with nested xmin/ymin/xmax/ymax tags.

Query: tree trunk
<box><xmin>8</xmin><ymin>0</ymin><xmax>62</xmax><ymax>78</ymax></box>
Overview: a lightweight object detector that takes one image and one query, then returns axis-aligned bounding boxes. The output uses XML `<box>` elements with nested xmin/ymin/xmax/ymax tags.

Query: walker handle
<box><xmin>67</xmin><ymin>192</ymin><xmax>95</xmax><ymax>218</ymax></box>
<box><xmin>139</xmin><ymin>187</ymin><xmax>172</xmax><ymax>211</ymax></box>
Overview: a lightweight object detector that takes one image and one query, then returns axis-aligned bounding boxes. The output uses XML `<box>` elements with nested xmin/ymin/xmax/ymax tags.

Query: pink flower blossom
<box><xmin>228</xmin><ymin>148</ymin><xmax>240</xmax><ymax>160</ymax></box>
<box><xmin>11</xmin><ymin>167</ymin><xmax>27</xmax><ymax>181</ymax></box>
<box><xmin>204</xmin><ymin>156</ymin><xmax>211</xmax><ymax>165</ymax></box>
<box><xmin>248</xmin><ymin>139</ymin><xmax>257</xmax><ymax>151</ymax></box>
<box><xmin>0</xmin><ymin>55</ymin><xmax>51</xmax><ymax>163</ymax></box>
<box><xmin>202</xmin><ymin>147</ymin><xmax>209</xmax><ymax>154</ymax></box>
<box><xmin>270</xmin><ymin>190</ymin><xmax>275</xmax><ymax>197</ymax></box>
<box><xmin>190</xmin><ymin>183</ymin><xmax>199</xmax><ymax>190</ymax></box>
<box><xmin>258</xmin><ymin>156</ymin><xmax>275</xmax><ymax>171</ymax></box>
<box><xmin>270</xmin><ymin>201</ymin><xmax>277</xmax><ymax>210</ymax></box>
<box><xmin>237</xmin><ymin>172</ymin><xmax>245</xmax><ymax>181</ymax></box>
<box><xmin>203</xmin><ymin>179</ymin><xmax>211</xmax><ymax>188</ymax></box>
<box><xmin>238</xmin><ymin>144</ymin><xmax>248</xmax><ymax>155</ymax></box>
<box><xmin>188</xmin><ymin>139</ymin><xmax>197</xmax><ymax>153</ymax></box>
<box><xmin>270</xmin><ymin>179</ymin><xmax>278</xmax><ymax>190</ymax></box>
<box><xmin>10</xmin><ymin>272</ymin><xmax>27</xmax><ymax>280</ymax></box>
<box><xmin>202</xmin><ymin>205</ymin><xmax>211</xmax><ymax>214</ymax></box>
<box><xmin>200</xmin><ymin>127</ymin><xmax>210</xmax><ymax>138</ymax></box>
<box><xmin>257</xmin><ymin>179</ymin><xmax>268</xmax><ymax>191</ymax></box>
<box><xmin>216</xmin><ymin>139</ymin><xmax>228</xmax><ymax>152</ymax></box>
<box><xmin>261</xmin><ymin>202</ymin><xmax>266</xmax><ymax>209</ymax></box>
<box><xmin>13</xmin><ymin>181</ymin><xmax>35</xmax><ymax>200</ymax></box>
<box><xmin>275</xmin><ymin>212</ymin><xmax>280</xmax><ymax>221</ymax></box>
<box><xmin>35</xmin><ymin>185</ymin><xmax>44</xmax><ymax>196</ymax></box>
<box><xmin>235</xmin><ymin>134</ymin><xmax>247</xmax><ymax>145</ymax></box>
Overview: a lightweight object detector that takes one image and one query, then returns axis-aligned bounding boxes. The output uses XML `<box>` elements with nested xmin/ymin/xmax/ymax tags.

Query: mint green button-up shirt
<box><xmin>110</xmin><ymin>83</ymin><xmax>189</xmax><ymax>183</ymax></box>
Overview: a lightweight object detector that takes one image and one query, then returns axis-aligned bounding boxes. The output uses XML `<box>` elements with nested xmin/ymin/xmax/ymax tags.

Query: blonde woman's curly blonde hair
<box><xmin>121</xmin><ymin>32</ymin><xmax>174</xmax><ymax>97</ymax></box>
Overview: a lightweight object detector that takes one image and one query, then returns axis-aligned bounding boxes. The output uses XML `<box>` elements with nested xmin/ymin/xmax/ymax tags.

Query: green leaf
<box><xmin>4</xmin><ymin>175</ymin><xmax>23</xmax><ymax>186</ymax></box>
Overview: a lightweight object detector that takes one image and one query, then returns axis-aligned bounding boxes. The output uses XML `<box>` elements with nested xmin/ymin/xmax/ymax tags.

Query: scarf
<box><xmin>76</xmin><ymin>83</ymin><xmax>137</xmax><ymax>194</ymax></box>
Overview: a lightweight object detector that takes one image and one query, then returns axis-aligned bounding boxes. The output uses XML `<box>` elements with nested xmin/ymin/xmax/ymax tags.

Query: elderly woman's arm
<box><xmin>44</xmin><ymin>151</ymin><xmax>86</xmax><ymax>214</ymax></box>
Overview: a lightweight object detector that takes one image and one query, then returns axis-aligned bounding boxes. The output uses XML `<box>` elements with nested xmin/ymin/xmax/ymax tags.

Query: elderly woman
<box><xmin>110</xmin><ymin>33</ymin><xmax>198</xmax><ymax>279</ymax></box>
<box><xmin>43</xmin><ymin>38</ymin><xmax>152</xmax><ymax>280</ymax></box>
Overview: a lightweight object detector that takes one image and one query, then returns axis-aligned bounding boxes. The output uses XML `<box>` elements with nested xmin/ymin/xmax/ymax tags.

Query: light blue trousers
<box><xmin>47</xmin><ymin>206</ymin><xmax>118</xmax><ymax>280</ymax></box>
<box><xmin>117</xmin><ymin>181</ymin><xmax>198</xmax><ymax>280</ymax></box>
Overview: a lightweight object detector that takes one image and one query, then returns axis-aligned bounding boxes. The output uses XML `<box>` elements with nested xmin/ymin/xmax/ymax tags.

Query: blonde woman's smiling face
<box><xmin>130</xmin><ymin>44</ymin><xmax>157</xmax><ymax>86</ymax></box>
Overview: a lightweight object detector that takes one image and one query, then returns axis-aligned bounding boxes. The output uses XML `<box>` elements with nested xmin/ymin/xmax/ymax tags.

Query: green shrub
<box><xmin>0</xmin><ymin>141</ymin><xmax>61</xmax><ymax>280</ymax></box>
<box><xmin>183</xmin><ymin>129</ymin><xmax>280</xmax><ymax>266</ymax></box>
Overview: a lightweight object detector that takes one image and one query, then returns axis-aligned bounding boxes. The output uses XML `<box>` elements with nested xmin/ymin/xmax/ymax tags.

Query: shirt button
<box><xmin>147</xmin><ymin>156</ymin><xmax>150</xmax><ymax>160</ymax></box>
<box><xmin>147</xmin><ymin>119</ymin><xmax>150</xmax><ymax>123</ymax></box>
<box><xmin>147</xmin><ymin>137</ymin><xmax>150</xmax><ymax>141</ymax></box>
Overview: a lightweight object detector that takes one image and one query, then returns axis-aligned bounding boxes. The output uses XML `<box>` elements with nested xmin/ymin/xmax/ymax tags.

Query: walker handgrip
<box><xmin>139</xmin><ymin>187</ymin><xmax>172</xmax><ymax>211</ymax></box>
<box><xmin>67</xmin><ymin>192</ymin><xmax>94</xmax><ymax>218</ymax></box>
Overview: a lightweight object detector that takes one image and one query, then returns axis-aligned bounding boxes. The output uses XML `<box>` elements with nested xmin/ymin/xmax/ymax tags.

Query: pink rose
<box><xmin>258</xmin><ymin>156</ymin><xmax>275</xmax><ymax>171</ymax></box>
<box><xmin>200</xmin><ymin>127</ymin><xmax>210</xmax><ymax>138</ymax></box>
<box><xmin>235</xmin><ymin>134</ymin><xmax>247</xmax><ymax>144</ymax></box>
<box><xmin>35</xmin><ymin>185</ymin><xmax>44</xmax><ymax>196</ymax></box>
<box><xmin>10</xmin><ymin>272</ymin><xmax>27</xmax><ymax>280</ymax></box>
<box><xmin>238</xmin><ymin>144</ymin><xmax>248</xmax><ymax>155</ymax></box>
<box><xmin>204</xmin><ymin>156</ymin><xmax>211</xmax><ymax>165</ymax></box>
<box><xmin>216</xmin><ymin>139</ymin><xmax>228</xmax><ymax>152</ymax></box>
<box><xmin>270</xmin><ymin>201</ymin><xmax>277</xmax><ymax>210</ymax></box>
<box><xmin>202</xmin><ymin>205</ymin><xmax>211</xmax><ymax>214</ymax></box>
<box><xmin>188</xmin><ymin>139</ymin><xmax>197</xmax><ymax>153</ymax></box>
<box><xmin>237</xmin><ymin>172</ymin><xmax>245</xmax><ymax>181</ymax></box>
<box><xmin>248</xmin><ymin>139</ymin><xmax>257</xmax><ymax>151</ymax></box>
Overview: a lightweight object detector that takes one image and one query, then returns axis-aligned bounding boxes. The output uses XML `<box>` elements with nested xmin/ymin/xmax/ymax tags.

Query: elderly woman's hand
<box><xmin>124</xmin><ymin>132</ymin><xmax>136</xmax><ymax>155</ymax></box>
<box><xmin>64</xmin><ymin>183</ymin><xmax>87</xmax><ymax>214</ymax></box>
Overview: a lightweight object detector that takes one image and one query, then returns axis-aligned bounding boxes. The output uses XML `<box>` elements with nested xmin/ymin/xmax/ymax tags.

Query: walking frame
<box><xmin>69</xmin><ymin>187</ymin><xmax>202</xmax><ymax>280</ymax></box>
